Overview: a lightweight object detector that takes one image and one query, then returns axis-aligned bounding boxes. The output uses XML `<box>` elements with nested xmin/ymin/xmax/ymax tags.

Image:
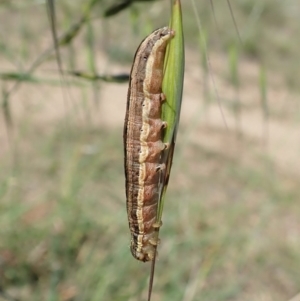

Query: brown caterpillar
<box><xmin>123</xmin><ymin>27</ymin><xmax>174</xmax><ymax>262</ymax></box>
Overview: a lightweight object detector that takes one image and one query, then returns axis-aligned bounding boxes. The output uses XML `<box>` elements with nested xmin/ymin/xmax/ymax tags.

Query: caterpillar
<box><xmin>123</xmin><ymin>27</ymin><xmax>174</xmax><ymax>262</ymax></box>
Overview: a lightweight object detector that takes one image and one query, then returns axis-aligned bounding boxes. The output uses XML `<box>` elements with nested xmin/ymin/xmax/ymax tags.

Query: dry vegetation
<box><xmin>0</xmin><ymin>1</ymin><xmax>300</xmax><ymax>301</ymax></box>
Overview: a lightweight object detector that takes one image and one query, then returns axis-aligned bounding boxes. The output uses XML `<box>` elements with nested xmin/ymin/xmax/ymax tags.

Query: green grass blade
<box><xmin>229</xmin><ymin>44</ymin><xmax>239</xmax><ymax>88</ymax></box>
<box><xmin>148</xmin><ymin>3</ymin><xmax>184</xmax><ymax>300</ymax></box>
<box><xmin>158</xmin><ymin>0</ymin><xmax>185</xmax><ymax>221</ymax></box>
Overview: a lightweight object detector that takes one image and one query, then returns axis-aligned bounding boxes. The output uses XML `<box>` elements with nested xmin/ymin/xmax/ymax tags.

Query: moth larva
<box><xmin>123</xmin><ymin>27</ymin><xmax>174</xmax><ymax>262</ymax></box>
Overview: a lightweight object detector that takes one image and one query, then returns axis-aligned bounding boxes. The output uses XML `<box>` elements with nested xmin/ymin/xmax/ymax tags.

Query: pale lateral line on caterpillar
<box><xmin>123</xmin><ymin>27</ymin><xmax>174</xmax><ymax>262</ymax></box>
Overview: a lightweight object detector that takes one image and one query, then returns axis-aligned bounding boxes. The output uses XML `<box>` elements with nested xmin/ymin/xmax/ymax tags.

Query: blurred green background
<box><xmin>1</xmin><ymin>1</ymin><xmax>300</xmax><ymax>301</ymax></box>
